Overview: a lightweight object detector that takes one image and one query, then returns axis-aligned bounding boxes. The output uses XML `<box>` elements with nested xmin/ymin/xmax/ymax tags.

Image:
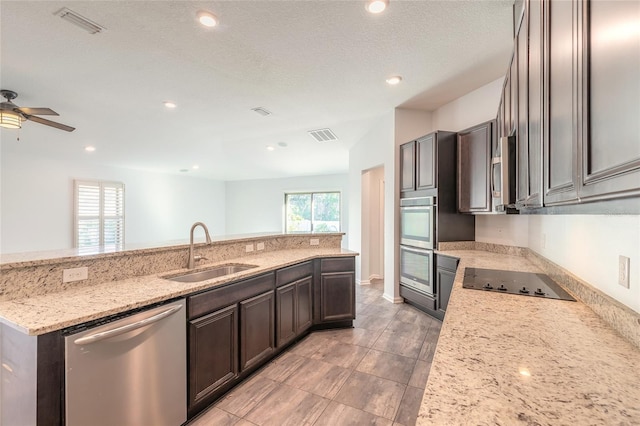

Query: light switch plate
<box><xmin>310</xmin><ymin>238</ymin><xmax>320</xmax><ymax>246</ymax></box>
<box><xmin>256</xmin><ymin>242</ymin><xmax>265</xmax><ymax>251</ymax></box>
<box><xmin>245</xmin><ymin>244</ymin><xmax>254</xmax><ymax>253</ymax></box>
<box><xmin>63</xmin><ymin>267</ymin><xmax>88</xmax><ymax>283</ymax></box>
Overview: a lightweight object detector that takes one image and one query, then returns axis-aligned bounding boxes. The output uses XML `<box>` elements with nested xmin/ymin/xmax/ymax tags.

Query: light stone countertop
<box><xmin>418</xmin><ymin>249</ymin><xmax>640</xmax><ymax>425</ymax></box>
<box><xmin>0</xmin><ymin>248</ymin><xmax>356</xmax><ymax>336</ymax></box>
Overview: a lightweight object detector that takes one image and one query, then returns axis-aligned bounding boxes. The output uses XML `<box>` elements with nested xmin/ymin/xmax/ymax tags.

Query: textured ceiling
<box><xmin>0</xmin><ymin>1</ymin><xmax>513</xmax><ymax>181</ymax></box>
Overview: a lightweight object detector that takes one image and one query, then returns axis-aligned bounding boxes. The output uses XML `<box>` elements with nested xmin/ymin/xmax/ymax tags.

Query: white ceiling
<box><xmin>0</xmin><ymin>1</ymin><xmax>513</xmax><ymax>181</ymax></box>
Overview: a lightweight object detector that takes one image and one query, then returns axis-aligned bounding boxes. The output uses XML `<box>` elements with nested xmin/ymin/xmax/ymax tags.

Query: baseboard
<box><xmin>382</xmin><ymin>292</ymin><xmax>404</xmax><ymax>304</ymax></box>
<box><xmin>358</xmin><ymin>279</ymin><xmax>371</xmax><ymax>286</ymax></box>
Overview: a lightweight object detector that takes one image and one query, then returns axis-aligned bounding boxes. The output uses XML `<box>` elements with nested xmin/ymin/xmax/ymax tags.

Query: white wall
<box><xmin>361</xmin><ymin>166</ymin><xmax>385</xmax><ymax>282</ymax></box>
<box><xmin>529</xmin><ymin>215</ymin><xmax>640</xmax><ymax>313</ymax></box>
<box><xmin>431</xmin><ymin>77</ymin><xmax>640</xmax><ymax>313</ymax></box>
<box><xmin>0</xmin><ymin>152</ymin><xmax>225</xmax><ymax>253</ymax></box>
<box><xmin>224</xmin><ymin>174</ymin><xmax>349</xmax><ymax>245</ymax></box>
<box><xmin>348</xmin><ymin>112</ymin><xmax>397</xmax><ymax>299</ymax></box>
<box><xmin>431</xmin><ymin>77</ymin><xmax>504</xmax><ymax>132</ymax></box>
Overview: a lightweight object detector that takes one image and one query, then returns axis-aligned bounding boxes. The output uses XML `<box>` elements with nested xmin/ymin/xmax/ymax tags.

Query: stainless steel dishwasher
<box><xmin>65</xmin><ymin>298</ymin><xmax>186</xmax><ymax>426</ymax></box>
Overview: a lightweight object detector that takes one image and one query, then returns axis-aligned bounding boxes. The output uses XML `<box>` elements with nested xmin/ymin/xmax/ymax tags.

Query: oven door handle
<box><xmin>401</xmin><ymin>246</ymin><xmax>432</xmax><ymax>254</ymax></box>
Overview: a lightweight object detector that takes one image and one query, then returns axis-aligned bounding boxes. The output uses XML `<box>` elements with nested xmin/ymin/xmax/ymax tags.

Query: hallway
<box><xmin>190</xmin><ymin>279</ymin><xmax>442</xmax><ymax>426</ymax></box>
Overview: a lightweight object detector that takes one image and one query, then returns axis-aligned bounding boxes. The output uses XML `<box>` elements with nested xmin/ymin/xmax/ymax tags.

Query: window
<box><xmin>74</xmin><ymin>180</ymin><xmax>125</xmax><ymax>249</ymax></box>
<box><xmin>285</xmin><ymin>192</ymin><xmax>340</xmax><ymax>233</ymax></box>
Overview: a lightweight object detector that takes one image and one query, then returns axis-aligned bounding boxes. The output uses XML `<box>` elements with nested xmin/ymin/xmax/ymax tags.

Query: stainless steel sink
<box><xmin>164</xmin><ymin>264</ymin><xmax>257</xmax><ymax>283</ymax></box>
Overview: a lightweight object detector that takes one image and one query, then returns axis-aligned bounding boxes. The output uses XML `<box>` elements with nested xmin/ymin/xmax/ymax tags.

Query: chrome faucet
<box><xmin>187</xmin><ymin>222</ymin><xmax>212</xmax><ymax>269</ymax></box>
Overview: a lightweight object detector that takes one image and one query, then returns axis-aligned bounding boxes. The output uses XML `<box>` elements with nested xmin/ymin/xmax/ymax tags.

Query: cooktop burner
<box><xmin>462</xmin><ymin>268</ymin><xmax>576</xmax><ymax>301</ymax></box>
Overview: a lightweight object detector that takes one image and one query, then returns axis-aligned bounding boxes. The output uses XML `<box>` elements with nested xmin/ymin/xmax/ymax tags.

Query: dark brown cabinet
<box><xmin>400</xmin><ymin>141</ymin><xmax>416</xmax><ymax>194</ymax></box>
<box><xmin>515</xmin><ymin>0</ymin><xmax>544</xmax><ymax>209</ymax></box>
<box><xmin>316</xmin><ymin>257</ymin><xmax>355</xmax><ymax>324</ymax></box>
<box><xmin>188</xmin><ymin>304</ymin><xmax>238</xmax><ymax>410</ymax></box>
<box><xmin>276</xmin><ymin>276</ymin><xmax>312</xmax><ymax>347</ymax></box>
<box><xmin>541</xmin><ymin>0</ymin><xmax>580</xmax><ymax>207</ymax></box>
<box><xmin>578</xmin><ymin>0</ymin><xmax>640</xmax><ymax>201</ymax></box>
<box><xmin>436</xmin><ymin>255</ymin><xmax>458</xmax><ymax>315</ymax></box>
<box><xmin>457</xmin><ymin>120</ymin><xmax>493</xmax><ymax>213</ymax></box>
<box><xmin>239</xmin><ymin>290</ymin><xmax>275</xmax><ymax>371</ymax></box>
<box><xmin>416</xmin><ymin>134</ymin><xmax>437</xmax><ymax>190</ymax></box>
<box><xmin>400</xmin><ymin>132</ymin><xmax>456</xmax><ymax>197</ymax></box>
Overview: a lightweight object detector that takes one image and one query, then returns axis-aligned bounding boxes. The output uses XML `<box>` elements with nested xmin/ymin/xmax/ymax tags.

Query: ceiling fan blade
<box><xmin>26</xmin><ymin>115</ymin><xmax>75</xmax><ymax>132</ymax></box>
<box><xmin>16</xmin><ymin>107</ymin><xmax>59</xmax><ymax>116</ymax></box>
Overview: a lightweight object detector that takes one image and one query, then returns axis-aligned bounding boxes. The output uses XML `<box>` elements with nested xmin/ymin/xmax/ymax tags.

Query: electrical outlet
<box><xmin>245</xmin><ymin>244</ymin><xmax>254</xmax><ymax>253</ymax></box>
<box><xmin>618</xmin><ymin>255</ymin><xmax>630</xmax><ymax>288</ymax></box>
<box><xmin>256</xmin><ymin>242</ymin><xmax>265</xmax><ymax>251</ymax></box>
<box><xmin>63</xmin><ymin>267</ymin><xmax>88</xmax><ymax>283</ymax></box>
<box><xmin>310</xmin><ymin>238</ymin><xmax>320</xmax><ymax>246</ymax></box>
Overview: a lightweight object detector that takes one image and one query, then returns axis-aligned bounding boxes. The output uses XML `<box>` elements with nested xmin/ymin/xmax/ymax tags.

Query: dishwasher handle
<box><xmin>73</xmin><ymin>304</ymin><xmax>183</xmax><ymax>346</ymax></box>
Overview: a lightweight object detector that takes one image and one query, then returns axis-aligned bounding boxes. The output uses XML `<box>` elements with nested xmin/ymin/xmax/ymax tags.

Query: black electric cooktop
<box><xmin>462</xmin><ymin>268</ymin><xmax>576</xmax><ymax>301</ymax></box>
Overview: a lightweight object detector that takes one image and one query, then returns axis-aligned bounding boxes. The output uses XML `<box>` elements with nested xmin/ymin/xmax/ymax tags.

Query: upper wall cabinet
<box><xmin>578</xmin><ymin>0</ymin><xmax>640</xmax><ymax>201</ymax></box>
<box><xmin>457</xmin><ymin>120</ymin><xmax>494</xmax><ymax>213</ymax></box>
<box><xmin>516</xmin><ymin>0</ymin><xmax>543</xmax><ymax>209</ymax></box>
<box><xmin>499</xmin><ymin>0</ymin><xmax>640</xmax><ymax>210</ymax></box>
<box><xmin>543</xmin><ymin>0</ymin><xmax>582</xmax><ymax>205</ymax></box>
<box><xmin>400</xmin><ymin>132</ymin><xmax>455</xmax><ymax>197</ymax></box>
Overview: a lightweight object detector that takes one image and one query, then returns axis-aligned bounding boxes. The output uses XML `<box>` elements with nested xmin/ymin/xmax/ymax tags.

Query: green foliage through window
<box><xmin>285</xmin><ymin>192</ymin><xmax>340</xmax><ymax>233</ymax></box>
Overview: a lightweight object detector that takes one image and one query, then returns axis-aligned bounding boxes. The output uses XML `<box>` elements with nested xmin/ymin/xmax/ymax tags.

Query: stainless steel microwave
<box><xmin>399</xmin><ymin>197</ymin><xmax>435</xmax><ymax>249</ymax></box>
<box><xmin>491</xmin><ymin>136</ymin><xmax>517</xmax><ymax>211</ymax></box>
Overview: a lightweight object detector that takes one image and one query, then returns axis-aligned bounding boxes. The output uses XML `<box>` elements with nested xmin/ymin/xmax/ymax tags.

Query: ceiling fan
<box><xmin>0</xmin><ymin>89</ymin><xmax>75</xmax><ymax>132</ymax></box>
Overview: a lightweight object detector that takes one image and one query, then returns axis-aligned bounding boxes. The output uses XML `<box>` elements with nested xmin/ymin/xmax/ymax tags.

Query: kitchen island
<box><xmin>418</xmin><ymin>248</ymin><xmax>640</xmax><ymax>425</ymax></box>
<box><xmin>0</xmin><ymin>233</ymin><xmax>358</xmax><ymax>425</ymax></box>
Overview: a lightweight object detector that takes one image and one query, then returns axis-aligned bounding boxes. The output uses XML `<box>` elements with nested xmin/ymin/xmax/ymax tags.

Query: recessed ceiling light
<box><xmin>266</xmin><ymin>146</ymin><xmax>275</xmax><ymax>151</ymax></box>
<box><xmin>366</xmin><ymin>0</ymin><xmax>389</xmax><ymax>14</ymax></box>
<box><xmin>163</xmin><ymin>101</ymin><xmax>177</xmax><ymax>108</ymax></box>
<box><xmin>84</xmin><ymin>146</ymin><xmax>96</xmax><ymax>152</ymax></box>
<box><xmin>386</xmin><ymin>75</ymin><xmax>403</xmax><ymax>85</ymax></box>
<box><xmin>197</xmin><ymin>10</ymin><xmax>218</xmax><ymax>27</ymax></box>
<box><xmin>192</xmin><ymin>165</ymin><xmax>199</xmax><ymax>170</ymax></box>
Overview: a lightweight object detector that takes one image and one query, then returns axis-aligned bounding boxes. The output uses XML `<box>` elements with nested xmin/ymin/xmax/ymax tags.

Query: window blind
<box><xmin>74</xmin><ymin>180</ymin><xmax>125</xmax><ymax>249</ymax></box>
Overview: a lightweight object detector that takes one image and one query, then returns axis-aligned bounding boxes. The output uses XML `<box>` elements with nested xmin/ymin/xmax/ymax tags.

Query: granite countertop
<box><xmin>0</xmin><ymin>248</ymin><xmax>356</xmax><ymax>336</ymax></box>
<box><xmin>418</xmin><ymin>250</ymin><xmax>640</xmax><ymax>425</ymax></box>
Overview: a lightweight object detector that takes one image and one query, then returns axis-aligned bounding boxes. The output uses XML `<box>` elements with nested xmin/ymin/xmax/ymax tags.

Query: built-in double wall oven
<box><xmin>399</xmin><ymin>197</ymin><xmax>435</xmax><ymax>296</ymax></box>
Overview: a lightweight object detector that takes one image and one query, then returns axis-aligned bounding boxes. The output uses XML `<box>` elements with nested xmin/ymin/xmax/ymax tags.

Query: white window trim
<box><xmin>74</xmin><ymin>179</ymin><xmax>125</xmax><ymax>248</ymax></box>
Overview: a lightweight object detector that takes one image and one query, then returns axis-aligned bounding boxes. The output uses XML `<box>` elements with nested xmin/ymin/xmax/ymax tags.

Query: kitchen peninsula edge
<box><xmin>418</xmin><ymin>244</ymin><xmax>640</xmax><ymax>425</ymax></box>
<box><xmin>0</xmin><ymin>233</ymin><xmax>355</xmax><ymax>335</ymax></box>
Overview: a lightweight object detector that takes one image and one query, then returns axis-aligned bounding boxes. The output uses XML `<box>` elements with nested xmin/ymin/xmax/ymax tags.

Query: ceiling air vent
<box><xmin>308</xmin><ymin>128</ymin><xmax>338</xmax><ymax>143</ymax></box>
<box><xmin>251</xmin><ymin>107</ymin><xmax>272</xmax><ymax>117</ymax></box>
<box><xmin>55</xmin><ymin>8</ymin><xmax>106</xmax><ymax>34</ymax></box>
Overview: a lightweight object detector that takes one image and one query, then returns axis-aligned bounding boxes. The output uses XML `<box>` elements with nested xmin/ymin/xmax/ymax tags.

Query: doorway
<box><xmin>360</xmin><ymin>166</ymin><xmax>384</xmax><ymax>285</ymax></box>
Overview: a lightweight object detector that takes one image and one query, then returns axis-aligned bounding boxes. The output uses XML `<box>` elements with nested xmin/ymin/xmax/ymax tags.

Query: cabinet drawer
<box><xmin>320</xmin><ymin>257</ymin><xmax>355</xmax><ymax>273</ymax></box>
<box><xmin>436</xmin><ymin>255</ymin><xmax>459</xmax><ymax>272</ymax></box>
<box><xmin>400</xmin><ymin>285</ymin><xmax>437</xmax><ymax>311</ymax></box>
<box><xmin>276</xmin><ymin>261</ymin><xmax>313</xmax><ymax>287</ymax></box>
<box><xmin>188</xmin><ymin>272</ymin><xmax>275</xmax><ymax>320</ymax></box>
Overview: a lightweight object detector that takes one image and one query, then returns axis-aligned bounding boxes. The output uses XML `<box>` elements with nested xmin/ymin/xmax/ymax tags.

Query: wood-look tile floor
<box><xmin>188</xmin><ymin>280</ymin><xmax>442</xmax><ymax>426</ymax></box>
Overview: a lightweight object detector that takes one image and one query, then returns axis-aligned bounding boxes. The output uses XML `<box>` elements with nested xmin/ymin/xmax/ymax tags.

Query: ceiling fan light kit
<box><xmin>0</xmin><ymin>89</ymin><xmax>75</xmax><ymax>132</ymax></box>
<box><xmin>0</xmin><ymin>110</ymin><xmax>22</xmax><ymax>129</ymax></box>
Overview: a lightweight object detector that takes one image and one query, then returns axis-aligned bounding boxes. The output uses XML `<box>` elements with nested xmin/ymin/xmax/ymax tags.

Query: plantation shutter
<box><xmin>74</xmin><ymin>180</ymin><xmax>125</xmax><ymax>248</ymax></box>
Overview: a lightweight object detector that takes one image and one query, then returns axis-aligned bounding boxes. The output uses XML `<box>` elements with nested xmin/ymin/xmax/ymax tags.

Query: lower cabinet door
<box><xmin>188</xmin><ymin>304</ymin><xmax>238</xmax><ymax>409</ymax></box>
<box><xmin>240</xmin><ymin>290</ymin><xmax>275</xmax><ymax>371</ymax></box>
<box><xmin>276</xmin><ymin>282</ymin><xmax>296</xmax><ymax>347</ymax></box>
<box><xmin>437</xmin><ymin>268</ymin><xmax>455</xmax><ymax>313</ymax></box>
<box><xmin>320</xmin><ymin>272</ymin><xmax>355</xmax><ymax>322</ymax></box>
<box><xmin>296</xmin><ymin>277</ymin><xmax>313</xmax><ymax>333</ymax></box>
